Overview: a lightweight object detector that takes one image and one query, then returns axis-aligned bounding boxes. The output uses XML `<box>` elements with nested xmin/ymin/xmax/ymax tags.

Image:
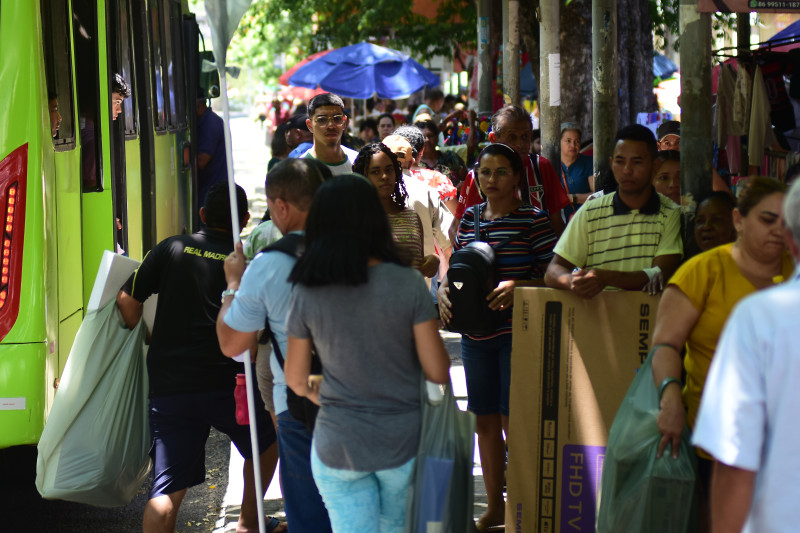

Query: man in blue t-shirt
<box><xmin>196</xmin><ymin>94</ymin><xmax>228</xmax><ymax>207</ymax></box>
<box><xmin>217</xmin><ymin>159</ymin><xmax>333</xmax><ymax>533</ymax></box>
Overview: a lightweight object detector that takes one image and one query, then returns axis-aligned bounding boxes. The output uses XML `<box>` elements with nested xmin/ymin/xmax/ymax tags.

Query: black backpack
<box><xmin>446</xmin><ymin>204</ymin><xmax>525</xmax><ymax>336</ymax></box>
<box><xmin>258</xmin><ymin>233</ymin><xmax>321</xmax><ymax>432</ymax></box>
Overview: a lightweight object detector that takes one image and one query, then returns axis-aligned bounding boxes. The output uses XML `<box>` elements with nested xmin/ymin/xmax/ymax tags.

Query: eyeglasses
<box><xmin>477</xmin><ymin>167</ymin><xmax>513</xmax><ymax>180</ymax></box>
<box><xmin>312</xmin><ymin>114</ymin><xmax>345</xmax><ymax>126</ymax></box>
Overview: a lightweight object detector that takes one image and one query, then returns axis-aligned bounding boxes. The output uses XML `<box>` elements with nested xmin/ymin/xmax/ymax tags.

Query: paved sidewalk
<box><xmin>214</xmin><ymin>331</ymin><xmax>496</xmax><ymax>532</ymax></box>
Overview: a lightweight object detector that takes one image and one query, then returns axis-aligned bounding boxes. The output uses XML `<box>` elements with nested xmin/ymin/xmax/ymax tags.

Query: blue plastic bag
<box><xmin>36</xmin><ymin>299</ymin><xmax>150</xmax><ymax>507</ymax></box>
<box><xmin>406</xmin><ymin>379</ymin><xmax>475</xmax><ymax>533</ymax></box>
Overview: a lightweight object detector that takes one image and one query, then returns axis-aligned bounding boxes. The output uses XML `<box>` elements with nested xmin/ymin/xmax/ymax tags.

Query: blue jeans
<box><xmin>276</xmin><ymin>411</ymin><xmax>332</xmax><ymax>533</ymax></box>
<box><xmin>310</xmin><ymin>445</ymin><xmax>415</xmax><ymax>533</ymax></box>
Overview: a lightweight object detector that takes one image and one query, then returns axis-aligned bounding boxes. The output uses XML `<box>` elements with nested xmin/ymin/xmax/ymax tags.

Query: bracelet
<box><xmin>658</xmin><ymin>377</ymin><xmax>681</xmax><ymax>400</ymax></box>
<box><xmin>643</xmin><ymin>266</ymin><xmax>662</xmax><ymax>280</ymax></box>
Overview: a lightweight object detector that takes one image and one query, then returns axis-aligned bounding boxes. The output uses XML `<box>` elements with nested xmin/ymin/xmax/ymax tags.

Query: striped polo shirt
<box><xmin>554</xmin><ymin>188</ymin><xmax>682</xmax><ymax>271</ymax></box>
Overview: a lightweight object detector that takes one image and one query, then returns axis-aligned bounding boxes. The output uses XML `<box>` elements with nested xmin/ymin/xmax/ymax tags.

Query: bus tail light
<box><xmin>0</xmin><ymin>144</ymin><xmax>27</xmax><ymax>341</ymax></box>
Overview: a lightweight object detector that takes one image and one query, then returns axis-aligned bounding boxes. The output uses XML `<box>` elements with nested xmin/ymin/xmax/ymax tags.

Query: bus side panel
<box><xmin>125</xmin><ymin>138</ymin><xmax>144</xmax><ymax>261</ymax></box>
<box><xmin>0</xmin><ymin>344</ymin><xmax>48</xmax><ymax>448</ymax></box>
<box><xmin>55</xmin><ymin>151</ymin><xmax>84</xmax><ymax>323</ymax></box>
<box><xmin>0</xmin><ymin>0</ymin><xmax>50</xmax><ymax>347</ymax></box>
<box><xmin>153</xmin><ymin>134</ymin><xmax>182</xmax><ymax>242</ymax></box>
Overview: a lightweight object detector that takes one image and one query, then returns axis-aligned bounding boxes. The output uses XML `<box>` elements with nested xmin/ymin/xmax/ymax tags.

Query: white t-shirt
<box><xmin>693</xmin><ymin>265</ymin><xmax>800</xmax><ymax>533</ymax></box>
<box><xmin>301</xmin><ymin>145</ymin><xmax>359</xmax><ymax>175</ymax></box>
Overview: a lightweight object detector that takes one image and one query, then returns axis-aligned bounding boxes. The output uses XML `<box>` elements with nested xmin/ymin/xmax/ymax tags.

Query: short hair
<box><xmin>478</xmin><ymin>143</ymin><xmax>524</xmax><ymax>178</ymax></box>
<box><xmin>270</xmin><ymin>123</ymin><xmax>290</xmax><ymax>157</ymax></box>
<box><xmin>377</xmin><ymin>113</ymin><xmax>395</xmax><ymax>126</ymax></box>
<box><xmin>393</xmin><ymin>125</ymin><xmax>425</xmax><ymax>156</ymax></box>
<box><xmin>697</xmin><ymin>190</ymin><xmax>736</xmax><ymax>212</ymax></box>
<box><xmin>307</xmin><ymin>93</ymin><xmax>345</xmax><ymax>116</ymax></box>
<box><xmin>360</xmin><ymin>117</ymin><xmax>378</xmax><ymax>133</ymax></box>
<box><xmin>737</xmin><ymin>176</ymin><xmax>786</xmax><ymax>217</ymax></box>
<box><xmin>614</xmin><ymin>124</ymin><xmax>658</xmax><ymax>159</ymax></box>
<box><xmin>655</xmin><ymin>150</ymin><xmax>681</xmax><ymax>165</ymax></box>
<box><xmin>415</xmin><ymin>119</ymin><xmax>439</xmax><ymax>136</ymax></box>
<box><xmin>532</xmin><ymin>129</ymin><xmax>541</xmax><ymax>141</ymax></box>
<box><xmin>352</xmin><ymin>142</ymin><xmax>407</xmax><ymax>210</ymax></box>
<box><xmin>112</xmin><ymin>73</ymin><xmax>131</xmax><ymax>98</ymax></box>
<box><xmin>426</xmin><ymin>88</ymin><xmax>444</xmax><ymax>101</ymax></box>
<box><xmin>560</xmin><ymin>121</ymin><xmax>581</xmax><ymax>139</ymax></box>
<box><xmin>784</xmin><ymin>178</ymin><xmax>800</xmax><ymax>247</ymax></box>
<box><xmin>265</xmin><ymin>158</ymin><xmax>332</xmax><ymax>212</ymax></box>
<box><xmin>491</xmin><ymin>105</ymin><xmax>532</xmax><ymax>135</ymax></box>
<box><xmin>289</xmin><ymin>174</ymin><xmax>403</xmax><ymax>286</ymax></box>
<box><xmin>204</xmin><ymin>182</ymin><xmax>247</xmax><ymax>231</ymax></box>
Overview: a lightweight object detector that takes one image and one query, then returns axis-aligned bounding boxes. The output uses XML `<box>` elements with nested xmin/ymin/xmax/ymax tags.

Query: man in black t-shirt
<box><xmin>117</xmin><ymin>182</ymin><xmax>281</xmax><ymax>533</ymax></box>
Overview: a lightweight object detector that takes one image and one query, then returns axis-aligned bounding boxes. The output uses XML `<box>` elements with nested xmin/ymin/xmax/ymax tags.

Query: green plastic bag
<box><xmin>406</xmin><ymin>379</ymin><xmax>476</xmax><ymax>533</ymax></box>
<box><xmin>596</xmin><ymin>348</ymin><xmax>697</xmax><ymax>533</ymax></box>
<box><xmin>36</xmin><ymin>299</ymin><xmax>150</xmax><ymax>507</ymax></box>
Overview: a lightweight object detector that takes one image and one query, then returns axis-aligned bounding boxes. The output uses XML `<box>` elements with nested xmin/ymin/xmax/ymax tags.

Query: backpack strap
<box><xmin>257</xmin><ymin>233</ymin><xmax>304</xmax><ymax>356</ymax></box>
<box><xmin>472</xmin><ymin>203</ymin><xmax>527</xmax><ymax>250</ymax></box>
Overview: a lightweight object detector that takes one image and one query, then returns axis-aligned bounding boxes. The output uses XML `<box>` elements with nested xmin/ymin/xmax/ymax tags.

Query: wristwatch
<box><xmin>220</xmin><ymin>289</ymin><xmax>237</xmax><ymax>303</ymax></box>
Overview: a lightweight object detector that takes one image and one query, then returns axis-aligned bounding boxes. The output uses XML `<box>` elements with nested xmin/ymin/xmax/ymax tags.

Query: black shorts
<box><xmin>148</xmin><ymin>375</ymin><xmax>276</xmax><ymax>498</ymax></box>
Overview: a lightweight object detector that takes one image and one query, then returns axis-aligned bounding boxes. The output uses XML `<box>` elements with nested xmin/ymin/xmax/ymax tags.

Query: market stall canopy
<box><xmin>288</xmin><ymin>42</ymin><xmax>440</xmax><ymax>99</ymax></box>
<box><xmin>279</xmin><ymin>50</ymin><xmax>332</xmax><ymax>86</ymax></box>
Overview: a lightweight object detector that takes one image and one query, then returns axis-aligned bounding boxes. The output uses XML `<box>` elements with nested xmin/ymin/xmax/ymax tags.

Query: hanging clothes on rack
<box><xmin>749</xmin><ymin>66</ymin><xmax>779</xmax><ymax>169</ymax></box>
<box><xmin>731</xmin><ymin>61</ymin><xmax>752</xmax><ymax>137</ymax></box>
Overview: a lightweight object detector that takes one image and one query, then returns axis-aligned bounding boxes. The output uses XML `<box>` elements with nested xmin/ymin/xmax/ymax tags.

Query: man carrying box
<box><xmin>544</xmin><ymin>124</ymin><xmax>682</xmax><ymax>298</ymax></box>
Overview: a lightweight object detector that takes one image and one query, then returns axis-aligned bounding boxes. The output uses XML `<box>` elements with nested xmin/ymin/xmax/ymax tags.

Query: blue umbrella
<box><xmin>288</xmin><ymin>42</ymin><xmax>440</xmax><ymax>99</ymax></box>
<box><xmin>654</xmin><ymin>53</ymin><xmax>678</xmax><ymax>79</ymax></box>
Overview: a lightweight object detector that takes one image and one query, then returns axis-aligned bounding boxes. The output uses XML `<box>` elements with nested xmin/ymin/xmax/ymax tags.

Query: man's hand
<box><xmin>643</xmin><ymin>270</ymin><xmax>666</xmax><ymax>295</ymax></box>
<box><xmin>569</xmin><ymin>268</ymin><xmax>605</xmax><ymax>299</ymax></box>
<box><xmin>487</xmin><ymin>280</ymin><xmax>515</xmax><ymax>311</ymax></box>
<box><xmin>420</xmin><ymin>254</ymin><xmax>440</xmax><ymax>279</ymax></box>
<box><xmin>224</xmin><ymin>241</ymin><xmax>246</xmax><ymax>286</ymax></box>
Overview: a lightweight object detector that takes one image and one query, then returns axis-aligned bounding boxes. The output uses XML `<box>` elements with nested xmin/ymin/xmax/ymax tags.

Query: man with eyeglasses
<box><xmin>301</xmin><ymin>93</ymin><xmax>358</xmax><ymax>175</ymax></box>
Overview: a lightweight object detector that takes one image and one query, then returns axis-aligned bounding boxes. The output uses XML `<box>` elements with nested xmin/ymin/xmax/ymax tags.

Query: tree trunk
<box><xmin>560</xmin><ymin>0</ymin><xmax>593</xmax><ymax>137</ymax></box>
<box><xmin>617</xmin><ymin>0</ymin><xmax>656</xmax><ymax>126</ymax></box>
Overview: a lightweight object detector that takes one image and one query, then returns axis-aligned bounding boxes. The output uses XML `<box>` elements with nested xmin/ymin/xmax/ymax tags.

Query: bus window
<box><xmin>40</xmin><ymin>0</ymin><xmax>76</xmax><ymax>150</ymax></box>
<box><xmin>169</xmin><ymin>0</ymin><xmax>187</xmax><ymax>129</ymax></box>
<box><xmin>160</xmin><ymin>1</ymin><xmax>177</xmax><ymax>130</ymax></box>
<box><xmin>149</xmin><ymin>0</ymin><xmax>167</xmax><ymax>132</ymax></box>
<box><xmin>117</xmin><ymin>0</ymin><xmax>138</xmax><ymax>139</ymax></box>
<box><xmin>72</xmin><ymin>2</ymin><xmax>103</xmax><ymax>191</ymax></box>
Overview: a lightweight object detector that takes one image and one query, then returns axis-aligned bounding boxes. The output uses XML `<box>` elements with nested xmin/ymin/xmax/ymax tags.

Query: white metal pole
<box><xmin>219</xmin><ymin>72</ymin><xmax>267</xmax><ymax>533</ymax></box>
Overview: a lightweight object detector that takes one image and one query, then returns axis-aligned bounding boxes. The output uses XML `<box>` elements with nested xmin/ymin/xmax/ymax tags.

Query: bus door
<box><xmin>41</xmin><ymin>0</ymin><xmax>83</xmax><ymax>378</ymax></box>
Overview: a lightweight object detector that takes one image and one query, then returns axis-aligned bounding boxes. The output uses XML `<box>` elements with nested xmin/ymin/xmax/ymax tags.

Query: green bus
<box><xmin>0</xmin><ymin>0</ymin><xmax>207</xmax><ymax>449</ymax></box>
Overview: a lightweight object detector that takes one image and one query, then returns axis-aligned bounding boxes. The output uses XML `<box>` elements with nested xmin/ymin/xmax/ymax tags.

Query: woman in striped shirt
<box><xmin>438</xmin><ymin>143</ymin><xmax>557</xmax><ymax>531</ymax></box>
<box><xmin>354</xmin><ymin>142</ymin><xmax>425</xmax><ymax>271</ymax></box>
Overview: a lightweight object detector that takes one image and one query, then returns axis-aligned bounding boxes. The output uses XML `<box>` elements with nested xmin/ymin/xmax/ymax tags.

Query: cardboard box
<box><xmin>506</xmin><ymin>288</ymin><xmax>660</xmax><ymax>533</ymax></box>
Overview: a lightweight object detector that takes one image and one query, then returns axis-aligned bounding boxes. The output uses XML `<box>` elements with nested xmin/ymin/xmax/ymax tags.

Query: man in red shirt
<box><xmin>455</xmin><ymin>105</ymin><xmax>568</xmax><ymax>235</ymax></box>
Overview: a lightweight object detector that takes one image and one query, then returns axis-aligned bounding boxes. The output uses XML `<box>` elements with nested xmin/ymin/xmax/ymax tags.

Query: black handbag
<box><xmin>446</xmin><ymin>204</ymin><xmax>524</xmax><ymax>336</ymax></box>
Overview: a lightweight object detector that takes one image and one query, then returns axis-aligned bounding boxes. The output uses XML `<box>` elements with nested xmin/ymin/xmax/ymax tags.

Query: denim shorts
<box><xmin>148</xmin><ymin>374</ymin><xmax>276</xmax><ymax>498</ymax></box>
<box><xmin>460</xmin><ymin>333</ymin><xmax>512</xmax><ymax>416</ymax></box>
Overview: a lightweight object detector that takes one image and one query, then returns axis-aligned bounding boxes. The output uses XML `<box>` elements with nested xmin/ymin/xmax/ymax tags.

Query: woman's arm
<box><xmin>652</xmin><ymin>285</ymin><xmax>701</xmax><ymax>458</ymax></box>
<box><xmin>413</xmin><ymin>319</ymin><xmax>451</xmax><ymax>384</ymax></box>
<box><xmin>285</xmin><ymin>336</ymin><xmax>320</xmax><ymax>405</ymax></box>
<box><xmin>436</xmin><ymin>274</ymin><xmax>453</xmax><ymax>326</ymax></box>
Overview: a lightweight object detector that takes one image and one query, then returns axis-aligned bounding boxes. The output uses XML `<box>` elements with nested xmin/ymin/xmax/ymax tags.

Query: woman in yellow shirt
<box><xmin>651</xmin><ymin>177</ymin><xmax>793</xmax><ymax>529</ymax></box>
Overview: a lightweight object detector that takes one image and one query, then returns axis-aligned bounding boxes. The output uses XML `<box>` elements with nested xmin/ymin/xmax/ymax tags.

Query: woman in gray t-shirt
<box><xmin>285</xmin><ymin>174</ymin><xmax>451</xmax><ymax>533</ymax></box>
